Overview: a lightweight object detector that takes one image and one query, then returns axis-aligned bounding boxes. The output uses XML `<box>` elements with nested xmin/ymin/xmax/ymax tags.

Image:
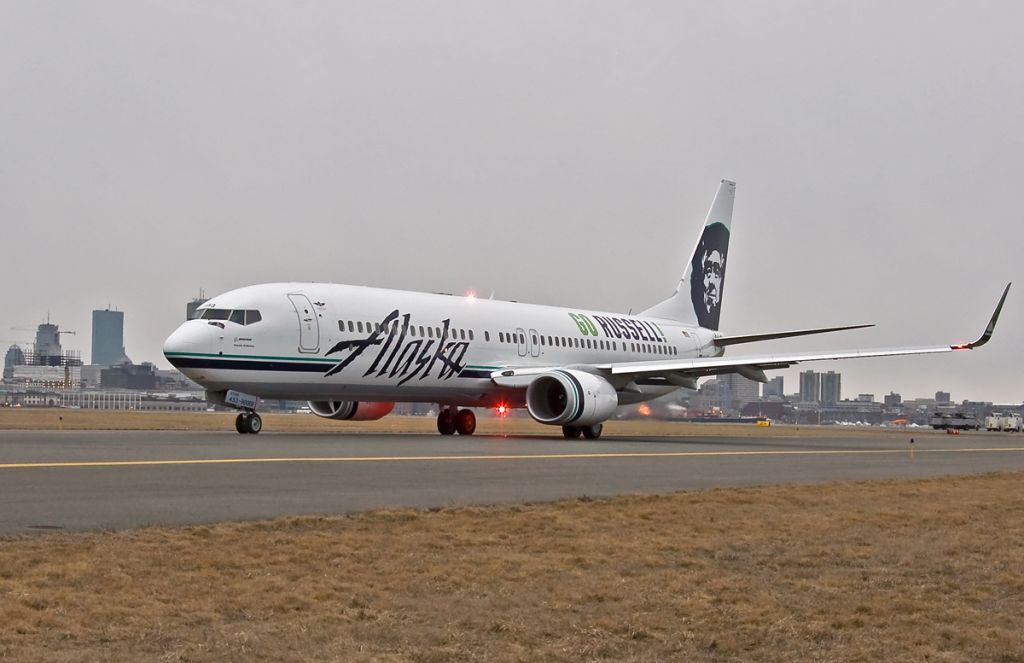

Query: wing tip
<box><xmin>951</xmin><ymin>282</ymin><xmax>1011</xmax><ymax>350</ymax></box>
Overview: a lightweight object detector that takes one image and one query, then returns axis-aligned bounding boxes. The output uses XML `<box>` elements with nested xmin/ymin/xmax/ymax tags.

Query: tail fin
<box><xmin>641</xmin><ymin>179</ymin><xmax>735</xmax><ymax>330</ymax></box>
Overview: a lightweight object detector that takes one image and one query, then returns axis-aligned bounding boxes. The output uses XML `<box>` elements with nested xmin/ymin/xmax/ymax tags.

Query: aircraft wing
<box><xmin>492</xmin><ymin>283</ymin><xmax>1009</xmax><ymax>387</ymax></box>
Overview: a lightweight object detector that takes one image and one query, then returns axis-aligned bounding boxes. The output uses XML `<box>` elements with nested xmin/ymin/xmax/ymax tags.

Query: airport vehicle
<box><xmin>930</xmin><ymin>413</ymin><xmax>980</xmax><ymax>431</ymax></box>
<box><xmin>163</xmin><ymin>180</ymin><xmax>1010</xmax><ymax>436</ymax></box>
<box><xmin>986</xmin><ymin>414</ymin><xmax>1023</xmax><ymax>432</ymax></box>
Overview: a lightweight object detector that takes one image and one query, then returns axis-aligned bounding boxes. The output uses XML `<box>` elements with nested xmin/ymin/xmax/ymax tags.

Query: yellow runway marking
<box><xmin>1</xmin><ymin>447</ymin><xmax>1023</xmax><ymax>470</ymax></box>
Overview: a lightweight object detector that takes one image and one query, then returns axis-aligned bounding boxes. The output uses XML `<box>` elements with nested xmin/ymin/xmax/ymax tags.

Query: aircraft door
<box><xmin>529</xmin><ymin>328</ymin><xmax>541</xmax><ymax>358</ymax></box>
<box><xmin>516</xmin><ymin>327</ymin><xmax>527</xmax><ymax>357</ymax></box>
<box><xmin>287</xmin><ymin>293</ymin><xmax>321</xmax><ymax>354</ymax></box>
<box><xmin>678</xmin><ymin>329</ymin><xmax>701</xmax><ymax>358</ymax></box>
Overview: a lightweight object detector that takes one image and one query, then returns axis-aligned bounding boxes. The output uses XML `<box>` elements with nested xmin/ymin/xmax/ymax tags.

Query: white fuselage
<box><xmin>163</xmin><ymin>283</ymin><xmax>721</xmax><ymax>408</ymax></box>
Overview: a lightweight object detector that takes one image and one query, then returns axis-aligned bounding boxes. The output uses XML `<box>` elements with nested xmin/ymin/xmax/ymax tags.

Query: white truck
<box><xmin>986</xmin><ymin>414</ymin><xmax>1023</xmax><ymax>432</ymax></box>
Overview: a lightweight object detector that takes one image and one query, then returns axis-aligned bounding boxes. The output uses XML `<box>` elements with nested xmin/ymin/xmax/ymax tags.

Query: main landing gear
<box><xmin>437</xmin><ymin>407</ymin><xmax>476</xmax><ymax>436</ymax></box>
<box><xmin>562</xmin><ymin>423</ymin><xmax>603</xmax><ymax>440</ymax></box>
<box><xmin>235</xmin><ymin>411</ymin><xmax>263</xmax><ymax>434</ymax></box>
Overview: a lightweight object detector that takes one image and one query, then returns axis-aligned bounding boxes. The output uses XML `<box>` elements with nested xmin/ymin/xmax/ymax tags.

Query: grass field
<box><xmin>0</xmin><ymin>408</ymin><xmax>953</xmax><ymax>439</ymax></box>
<box><xmin>1</xmin><ymin>473</ymin><xmax>1021</xmax><ymax>662</ymax></box>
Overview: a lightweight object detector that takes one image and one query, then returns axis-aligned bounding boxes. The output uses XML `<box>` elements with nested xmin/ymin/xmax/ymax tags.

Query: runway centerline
<box><xmin>2</xmin><ymin>446</ymin><xmax>1023</xmax><ymax>470</ymax></box>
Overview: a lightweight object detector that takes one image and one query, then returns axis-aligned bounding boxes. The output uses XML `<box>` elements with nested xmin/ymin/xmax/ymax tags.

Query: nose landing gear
<box><xmin>235</xmin><ymin>411</ymin><xmax>263</xmax><ymax>434</ymax></box>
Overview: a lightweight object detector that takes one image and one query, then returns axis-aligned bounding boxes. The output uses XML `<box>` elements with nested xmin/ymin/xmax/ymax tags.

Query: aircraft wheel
<box><xmin>244</xmin><ymin>412</ymin><xmax>263</xmax><ymax>434</ymax></box>
<box><xmin>235</xmin><ymin>413</ymin><xmax>248</xmax><ymax>434</ymax></box>
<box><xmin>581</xmin><ymin>423</ymin><xmax>603</xmax><ymax>440</ymax></box>
<box><xmin>562</xmin><ymin>425</ymin><xmax>582</xmax><ymax>439</ymax></box>
<box><xmin>437</xmin><ymin>410</ymin><xmax>456</xmax><ymax>435</ymax></box>
<box><xmin>455</xmin><ymin>409</ymin><xmax>476</xmax><ymax>436</ymax></box>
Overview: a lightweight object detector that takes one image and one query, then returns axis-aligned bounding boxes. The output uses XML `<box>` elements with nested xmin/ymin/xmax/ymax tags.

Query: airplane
<box><xmin>163</xmin><ymin>180</ymin><xmax>1010</xmax><ymax>437</ymax></box>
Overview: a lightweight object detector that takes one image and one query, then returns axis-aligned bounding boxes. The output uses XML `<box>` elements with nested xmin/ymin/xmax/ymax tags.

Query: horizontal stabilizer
<box><xmin>713</xmin><ymin>324</ymin><xmax>874</xmax><ymax>347</ymax></box>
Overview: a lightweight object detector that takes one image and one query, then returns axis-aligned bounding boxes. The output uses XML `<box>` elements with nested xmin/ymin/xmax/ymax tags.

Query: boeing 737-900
<box><xmin>163</xmin><ymin>180</ymin><xmax>1009</xmax><ymax>437</ymax></box>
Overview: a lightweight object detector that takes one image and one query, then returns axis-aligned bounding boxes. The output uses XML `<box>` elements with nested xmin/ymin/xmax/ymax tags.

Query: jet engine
<box><xmin>307</xmin><ymin>400</ymin><xmax>395</xmax><ymax>421</ymax></box>
<box><xmin>525</xmin><ymin>369</ymin><xmax>618</xmax><ymax>426</ymax></box>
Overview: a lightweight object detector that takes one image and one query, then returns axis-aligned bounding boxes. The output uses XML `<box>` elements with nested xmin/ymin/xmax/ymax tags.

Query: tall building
<box><xmin>799</xmin><ymin>370</ymin><xmax>821</xmax><ymax>403</ymax></box>
<box><xmin>762</xmin><ymin>376</ymin><xmax>784</xmax><ymax>398</ymax></box>
<box><xmin>821</xmin><ymin>371</ymin><xmax>842</xmax><ymax>405</ymax></box>
<box><xmin>92</xmin><ymin>309</ymin><xmax>128</xmax><ymax>366</ymax></box>
<box><xmin>935</xmin><ymin>391</ymin><xmax>951</xmax><ymax>404</ymax></box>
<box><xmin>3</xmin><ymin>345</ymin><xmax>24</xmax><ymax>379</ymax></box>
<box><xmin>34</xmin><ymin>323</ymin><xmax>62</xmax><ymax>361</ymax></box>
<box><xmin>718</xmin><ymin>374</ymin><xmax>761</xmax><ymax>414</ymax></box>
<box><xmin>187</xmin><ymin>290</ymin><xmax>208</xmax><ymax>320</ymax></box>
<box><xmin>884</xmin><ymin>392</ymin><xmax>902</xmax><ymax>407</ymax></box>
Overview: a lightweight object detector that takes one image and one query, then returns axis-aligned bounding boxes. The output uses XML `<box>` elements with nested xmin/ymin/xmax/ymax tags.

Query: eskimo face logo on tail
<box><xmin>323</xmin><ymin>309</ymin><xmax>469</xmax><ymax>385</ymax></box>
<box><xmin>689</xmin><ymin>222</ymin><xmax>729</xmax><ymax>330</ymax></box>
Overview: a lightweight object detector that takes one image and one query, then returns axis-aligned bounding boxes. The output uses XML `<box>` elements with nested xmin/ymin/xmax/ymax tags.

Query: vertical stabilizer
<box><xmin>641</xmin><ymin>179</ymin><xmax>735</xmax><ymax>329</ymax></box>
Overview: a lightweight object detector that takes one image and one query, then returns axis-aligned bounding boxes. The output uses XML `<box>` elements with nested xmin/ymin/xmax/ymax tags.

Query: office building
<box><xmin>799</xmin><ymin>370</ymin><xmax>821</xmax><ymax>403</ymax></box>
<box><xmin>92</xmin><ymin>309</ymin><xmax>128</xmax><ymax>366</ymax></box>
<box><xmin>718</xmin><ymin>373</ymin><xmax>761</xmax><ymax>414</ymax></box>
<box><xmin>187</xmin><ymin>291</ymin><xmax>208</xmax><ymax>321</ymax></box>
<box><xmin>821</xmin><ymin>371</ymin><xmax>842</xmax><ymax>405</ymax></box>
<box><xmin>762</xmin><ymin>376</ymin><xmax>784</xmax><ymax>398</ymax></box>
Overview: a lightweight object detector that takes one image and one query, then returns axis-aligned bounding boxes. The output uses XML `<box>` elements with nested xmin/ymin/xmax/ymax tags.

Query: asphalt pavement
<box><xmin>1</xmin><ymin>429</ymin><xmax>1022</xmax><ymax>533</ymax></box>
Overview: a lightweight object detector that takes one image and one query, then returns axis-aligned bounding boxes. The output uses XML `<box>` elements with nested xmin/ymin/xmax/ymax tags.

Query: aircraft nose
<box><xmin>163</xmin><ymin>321</ymin><xmax>212</xmax><ymax>358</ymax></box>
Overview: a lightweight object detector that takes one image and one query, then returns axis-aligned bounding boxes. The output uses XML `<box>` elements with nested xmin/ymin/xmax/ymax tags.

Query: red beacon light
<box><xmin>496</xmin><ymin>404</ymin><xmax>508</xmax><ymax>417</ymax></box>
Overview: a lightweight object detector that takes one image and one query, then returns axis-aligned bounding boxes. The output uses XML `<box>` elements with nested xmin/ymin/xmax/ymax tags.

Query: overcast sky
<box><xmin>1</xmin><ymin>1</ymin><xmax>1021</xmax><ymax>403</ymax></box>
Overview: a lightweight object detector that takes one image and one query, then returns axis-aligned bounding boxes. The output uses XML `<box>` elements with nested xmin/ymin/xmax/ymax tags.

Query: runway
<box><xmin>1</xmin><ymin>429</ymin><xmax>1023</xmax><ymax>534</ymax></box>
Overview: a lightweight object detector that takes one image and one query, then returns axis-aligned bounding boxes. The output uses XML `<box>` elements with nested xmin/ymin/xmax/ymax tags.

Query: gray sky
<box><xmin>1</xmin><ymin>1</ymin><xmax>1021</xmax><ymax>403</ymax></box>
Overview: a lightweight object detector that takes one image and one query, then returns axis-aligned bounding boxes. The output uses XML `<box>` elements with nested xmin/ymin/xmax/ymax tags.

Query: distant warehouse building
<box><xmin>101</xmin><ymin>363</ymin><xmax>157</xmax><ymax>390</ymax></box>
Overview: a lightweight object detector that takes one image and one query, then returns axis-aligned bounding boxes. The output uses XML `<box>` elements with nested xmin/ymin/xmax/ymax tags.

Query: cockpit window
<box><xmin>200</xmin><ymin>308</ymin><xmax>262</xmax><ymax>325</ymax></box>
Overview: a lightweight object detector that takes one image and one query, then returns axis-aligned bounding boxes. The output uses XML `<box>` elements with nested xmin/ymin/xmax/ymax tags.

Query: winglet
<box><xmin>951</xmin><ymin>282</ymin><xmax>1011</xmax><ymax>350</ymax></box>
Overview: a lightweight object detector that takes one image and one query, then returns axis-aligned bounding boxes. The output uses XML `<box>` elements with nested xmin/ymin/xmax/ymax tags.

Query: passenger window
<box><xmin>469</xmin><ymin>330</ymin><xmax>474</xmax><ymax>341</ymax></box>
<box><xmin>357</xmin><ymin>321</ymin><xmax>364</xmax><ymax>333</ymax></box>
<box><xmin>429</xmin><ymin>327</ymin><xmax>435</xmax><ymax>339</ymax></box>
<box><xmin>409</xmin><ymin>326</ymin><xmax>416</xmax><ymax>337</ymax></box>
<box><xmin>436</xmin><ymin>327</ymin><xmax>442</xmax><ymax>338</ymax></box>
<box><xmin>532</xmin><ymin>334</ymin><xmax>538</xmax><ymax>345</ymax></box>
<box><xmin>540</xmin><ymin>336</ymin><xmax>545</xmax><ymax>346</ymax></box>
<box><xmin>245</xmin><ymin>310</ymin><xmax>262</xmax><ymax>325</ymax></box>
<box><xmin>520</xmin><ymin>333</ymin><xmax>525</xmax><ymax>344</ymax></box>
<box><xmin>484</xmin><ymin>331</ymin><xmax>489</xmax><ymax>341</ymax></box>
<box><xmin>460</xmin><ymin>329</ymin><xmax>466</xmax><ymax>341</ymax></box>
<box><xmin>499</xmin><ymin>332</ymin><xmax>505</xmax><ymax>343</ymax></box>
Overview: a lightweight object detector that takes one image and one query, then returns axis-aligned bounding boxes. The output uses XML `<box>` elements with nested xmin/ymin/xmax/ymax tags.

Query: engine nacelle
<box><xmin>307</xmin><ymin>400</ymin><xmax>395</xmax><ymax>421</ymax></box>
<box><xmin>525</xmin><ymin>369</ymin><xmax>618</xmax><ymax>426</ymax></box>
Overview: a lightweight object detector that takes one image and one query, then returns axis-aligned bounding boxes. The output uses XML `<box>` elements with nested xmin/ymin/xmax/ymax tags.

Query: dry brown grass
<box><xmin>1</xmin><ymin>474</ymin><xmax>1022</xmax><ymax>662</ymax></box>
<box><xmin>0</xmin><ymin>408</ymin><xmax>951</xmax><ymax>439</ymax></box>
